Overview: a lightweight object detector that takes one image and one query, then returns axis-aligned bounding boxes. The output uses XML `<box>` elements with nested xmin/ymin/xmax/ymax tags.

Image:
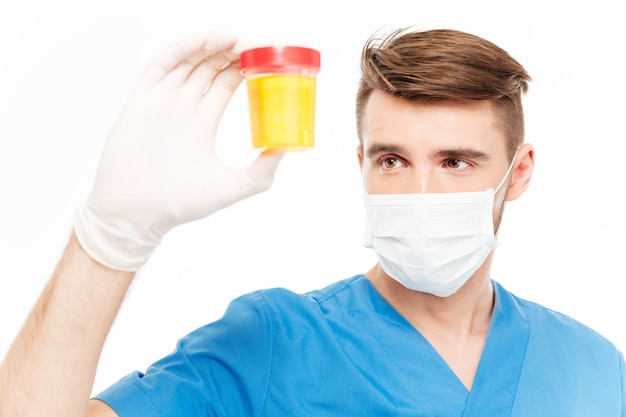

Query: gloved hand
<box><xmin>74</xmin><ymin>33</ymin><xmax>284</xmax><ymax>271</ymax></box>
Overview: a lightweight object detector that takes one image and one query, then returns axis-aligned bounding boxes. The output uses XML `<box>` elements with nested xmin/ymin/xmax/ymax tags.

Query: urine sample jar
<box><xmin>240</xmin><ymin>46</ymin><xmax>321</xmax><ymax>151</ymax></box>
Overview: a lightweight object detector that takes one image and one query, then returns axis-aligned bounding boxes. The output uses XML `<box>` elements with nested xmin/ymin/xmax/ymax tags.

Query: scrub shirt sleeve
<box><xmin>620</xmin><ymin>350</ymin><xmax>626</xmax><ymax>417</ymax></box>
<box><xmin>94</xmin><ymin>290</ymin><xmax>275</xmax><ymax>417</ymax></box>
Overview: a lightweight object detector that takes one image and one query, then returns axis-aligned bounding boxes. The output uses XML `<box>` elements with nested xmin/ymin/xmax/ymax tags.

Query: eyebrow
<box><xmin>365</xmin><ymin>143</ymin><xmax>410</xmax><ymax>159</ymax></box>
<box><xmin>431</xmin><ymin>147</ymin><xmax>490</xmax><ymax>161</ymax></box>
<box><xmin>365</xmin><ymin>142</ymin><xmax>490</xmax><ymax>161</ymax></box>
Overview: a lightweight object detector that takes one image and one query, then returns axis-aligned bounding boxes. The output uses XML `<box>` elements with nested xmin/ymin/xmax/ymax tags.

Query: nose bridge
<box><xmin>411</xmin><ymin>163</ymin><xmax>434</xmax><ymax>194</ymax></box>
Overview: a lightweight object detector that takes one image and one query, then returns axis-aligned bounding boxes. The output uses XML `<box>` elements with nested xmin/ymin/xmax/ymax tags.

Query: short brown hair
<box><xmin>356</xmin><ymin>28</ymin><xmax>531</xmax><ymax>160</ymax></box>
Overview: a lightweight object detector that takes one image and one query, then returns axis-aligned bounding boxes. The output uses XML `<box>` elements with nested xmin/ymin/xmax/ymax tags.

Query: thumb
<box><xmin>243</xmin><ymin>150</ymin><xmax>285</xmax><ymax>194</ymax></box>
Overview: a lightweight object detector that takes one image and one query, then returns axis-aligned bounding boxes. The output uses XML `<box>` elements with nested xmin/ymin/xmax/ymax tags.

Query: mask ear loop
<box><xmin>494</xmin><ymin>147</ymin><xmax>521</xmax><ymax>194</ymax></box>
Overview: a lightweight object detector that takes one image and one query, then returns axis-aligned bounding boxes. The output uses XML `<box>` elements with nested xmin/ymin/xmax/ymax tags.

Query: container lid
<box><xmin>240</xmin><ymin>46</ymin><xmax>321</xmax><ymax>70</ymax></box>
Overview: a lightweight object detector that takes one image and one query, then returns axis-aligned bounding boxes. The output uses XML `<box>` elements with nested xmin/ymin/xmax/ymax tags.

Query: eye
<box><xmin>379</xmin><ymin>156</ymin><xmax>405</xmax><ymax>170</ymax></box>
<box><xmin>444</xmin><ymin>158</ymin><xmax>471</xmax><ymax>170</ymax></box>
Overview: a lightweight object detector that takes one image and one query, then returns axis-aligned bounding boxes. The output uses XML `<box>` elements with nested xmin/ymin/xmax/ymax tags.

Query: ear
<box><xmin>357</xmin><ymin>145</ymin><xmax>364</xmax><ymax>171</ymax></box>
<box><xmin>505</xmin><ymin>143</ymin><xmax>534</xmax><ymax>202</ymax></box>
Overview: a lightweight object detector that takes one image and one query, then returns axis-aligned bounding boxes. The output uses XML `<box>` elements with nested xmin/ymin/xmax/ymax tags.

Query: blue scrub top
<box><xmin>96</xmin><ymin>276</ymin><xmax>625</xmax><ymax>416</ymax></box>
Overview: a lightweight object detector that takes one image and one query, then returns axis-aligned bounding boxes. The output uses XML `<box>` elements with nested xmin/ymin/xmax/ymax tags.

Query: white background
<box><xmin>0</xmin><ymin>0</ymin><xmax>624</xmax><ymax>395</ymax></box>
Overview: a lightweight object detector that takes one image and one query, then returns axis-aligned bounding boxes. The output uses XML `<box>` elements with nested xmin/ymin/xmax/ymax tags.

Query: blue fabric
<box><xmin>96</xmin><ymin>276</ymin><xmax>625</xmax><ymax>416</ymax></box>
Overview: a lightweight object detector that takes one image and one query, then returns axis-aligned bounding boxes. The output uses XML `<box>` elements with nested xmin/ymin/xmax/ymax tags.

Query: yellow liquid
<box><xmin>246</xmin><ymin>74</ymin><xmax>317</xmax><ymax>150</ymax></box>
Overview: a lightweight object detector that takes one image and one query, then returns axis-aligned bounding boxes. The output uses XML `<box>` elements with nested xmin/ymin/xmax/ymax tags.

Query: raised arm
<box><xmin>0</xmin><ymin>32</ymin><xmax>283</xmax><ymax>417</ymax></box>
<box><xmin>0</xmin><ymin>233</ymin><xmax>133</xmax><ymax>417</ymax></box>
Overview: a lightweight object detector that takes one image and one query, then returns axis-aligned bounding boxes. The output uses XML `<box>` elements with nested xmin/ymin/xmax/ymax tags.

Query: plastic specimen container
<box><xmin>240</xmin><ymin>46</ymin><xmax>321</xmax><ymax>151</ymax></box>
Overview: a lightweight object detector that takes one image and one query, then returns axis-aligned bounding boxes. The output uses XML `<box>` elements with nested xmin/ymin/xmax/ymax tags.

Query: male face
<box><xmin>358</xmin><ymin>90</ymin><xmax>519</xmax><ymax>233</ymax></box>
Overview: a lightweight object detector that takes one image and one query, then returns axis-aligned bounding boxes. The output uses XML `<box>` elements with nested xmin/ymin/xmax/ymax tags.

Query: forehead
<box><xmin>361</xmin><ymin>91</ymin><xmax>507</xmax><ymax>157</ymax></box>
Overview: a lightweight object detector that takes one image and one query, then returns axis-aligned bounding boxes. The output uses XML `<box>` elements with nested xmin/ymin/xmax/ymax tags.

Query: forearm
<box><xmin>0</xmin><ymin>231</ymin><xmax>134</xmax><ymax>417</ymax></box>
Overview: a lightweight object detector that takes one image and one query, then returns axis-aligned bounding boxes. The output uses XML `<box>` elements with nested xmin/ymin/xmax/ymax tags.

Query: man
<box><xmin>0</xmin><ymin>28</ymin><xmax>624</xmax><ymax>416</ymax></box>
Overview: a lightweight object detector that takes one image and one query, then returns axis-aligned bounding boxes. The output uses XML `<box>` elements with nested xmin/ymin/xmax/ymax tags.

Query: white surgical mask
<box><xmin>363</xmin><ymin>156</ymin><xmax>516</xmax><ymax>297</ymax></box>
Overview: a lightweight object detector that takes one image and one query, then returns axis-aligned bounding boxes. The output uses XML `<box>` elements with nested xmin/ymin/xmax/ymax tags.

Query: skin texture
<box><xmin>358</xmin><ymin>90</ymin><xmax>534</xmax><ymax>390</ymax></box>
<box><xmin>0</xmin><ymin>233</ymin><xmax>134</xmax><ymax>417</ymax></box>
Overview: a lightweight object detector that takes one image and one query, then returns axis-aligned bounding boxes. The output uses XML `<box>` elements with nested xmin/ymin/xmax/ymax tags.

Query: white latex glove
<box><xmin>74</xmin><ymin>33</ymin><xmax>284</xmax><ymax>271</ymax></box>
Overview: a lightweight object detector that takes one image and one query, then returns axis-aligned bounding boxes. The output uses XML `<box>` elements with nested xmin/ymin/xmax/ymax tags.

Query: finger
<box><xmin>142</xmin><ymin>32</ymin><xmax>237</xmax><ymax>85</ymax></box>
<box><xmin>198</xmin><ymin>61</ymin><xmax>244</xmax><ymax>122</ymax></box>
<box><xmin>184</xmin><ymin>45</ymin><xmax>241</xmax><ymax>95</ymax></box>
<box><xmin>241</xmin><ymin>151</ymin><xmax>286</xmax><ymax>195</ymax></box>
<box><xmin>184</xmin><ymin>35</ymin><xmax>262</xmax><ymax>89</ymax></box>
<box><xmin>170</xmin><ymin>32</ymin><xmax>241</xmax><ymax>90</ymax></box>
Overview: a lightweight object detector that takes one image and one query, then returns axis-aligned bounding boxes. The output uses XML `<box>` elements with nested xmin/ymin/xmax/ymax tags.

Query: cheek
<box><xmin>361</xmin><ymin>167</ymin><xmax>375</xmax><ymax>193</ymax></box>
<box><xmin>363</xmin><ymin>170</ymin><xmax>413</xmax><ymax>195</ymax></box>
<box><xmin>492</xmin><ymin>186</ymin><xmax>508</xmax><ymax>232</ymax></box>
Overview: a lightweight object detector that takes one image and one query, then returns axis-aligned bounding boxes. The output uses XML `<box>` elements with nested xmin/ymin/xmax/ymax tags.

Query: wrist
<box><xmin>74</xmin><ymin>202</ymin><xmax>160</xmax><ymax>272</ymax></box>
